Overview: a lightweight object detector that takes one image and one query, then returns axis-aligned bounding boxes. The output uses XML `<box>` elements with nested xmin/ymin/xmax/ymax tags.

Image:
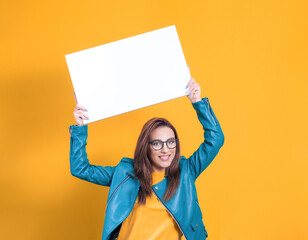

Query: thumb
<box><xmin>73</xmin><ymin>92</ymin><xmax>78</xmax><ymax>104</ymax></box>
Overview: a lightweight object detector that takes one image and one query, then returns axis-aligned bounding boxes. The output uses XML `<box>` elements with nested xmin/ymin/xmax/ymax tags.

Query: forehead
<box><xmin>150</xmin><ymin>126</ymin><xmax>175</xmax><ymax>140</ymax></box>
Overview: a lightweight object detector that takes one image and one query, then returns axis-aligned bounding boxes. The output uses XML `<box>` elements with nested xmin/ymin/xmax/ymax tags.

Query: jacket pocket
<box><xmin>191</xmin><ymin>200</ymin><xmax>208</xmax><ymax>239</ymax></box>
<box><xmin>190</xmin><ymin>221</ymin><xmax>208</xmax><ymax>238</ymax></box>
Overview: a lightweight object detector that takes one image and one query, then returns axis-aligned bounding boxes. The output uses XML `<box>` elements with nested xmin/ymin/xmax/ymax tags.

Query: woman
<box><xmin>69</xmin><ymin>77</ymin><xmax>224</xmax><ymax>240</ymax></box>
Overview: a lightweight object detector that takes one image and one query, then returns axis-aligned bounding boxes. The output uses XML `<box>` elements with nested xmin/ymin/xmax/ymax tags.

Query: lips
<box><xmin>159</xmin><ymin>155</ymin><xmax>170</xmax><ymax>161</ymax></box>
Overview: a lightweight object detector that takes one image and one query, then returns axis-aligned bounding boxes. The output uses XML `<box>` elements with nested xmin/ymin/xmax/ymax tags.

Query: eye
<box><xmin>152</xmin><ymin>141</ymin><xmax>161</xmax><ymax>146</ymax></box>
<box><xmin>167</xmin><ymin>139</ymin><xmax>175</xmax><ymax>144</ymax></box>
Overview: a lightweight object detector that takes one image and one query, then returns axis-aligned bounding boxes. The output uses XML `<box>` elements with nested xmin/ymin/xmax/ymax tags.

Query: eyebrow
<box><xmin>151</xmin><ymin>137</ymin><xmax>176</xmax><ymax>141</ymax></box>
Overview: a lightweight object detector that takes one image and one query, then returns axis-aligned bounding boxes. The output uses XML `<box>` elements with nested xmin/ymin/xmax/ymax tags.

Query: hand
<box><xmin>73</xmin><ymin>104</ymin><xmax>88</xmax><ymax>126</ymax></box>
<box><xmin>72</xmin><ymin>92</ymin><xmax>88</xmax><ymax>126</ymax></box>
<box><xmin>186</xmin><ymin>67</ymin><xmax>202</xmax><ymax>103</ymax></box>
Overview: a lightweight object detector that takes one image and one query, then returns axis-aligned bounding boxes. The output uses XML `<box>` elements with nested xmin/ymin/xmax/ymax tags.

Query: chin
<box><xmin>156</xmin><ymin>160</ymin><xmax>173</xmax><ymax>170</ymax></box>
<box><xmin>152</xmin><ymin>154</ymin><xmax>175</xmax><ymax>172</ymax></box>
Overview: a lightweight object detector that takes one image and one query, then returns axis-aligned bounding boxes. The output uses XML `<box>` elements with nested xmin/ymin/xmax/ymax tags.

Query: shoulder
<box><xmin>114</xmin><ymin>157</ymin><xmax>134</xmax><ymax>175</ymax></box>
<box><xmin>119</xmin><ymin>157</ymin><xmax>134</xmax><ymax>166</ymax></box>
<box><xmin>179</xmin><ymin>156</ymin><xmax>189</xmax><ymax>171</ymax></box>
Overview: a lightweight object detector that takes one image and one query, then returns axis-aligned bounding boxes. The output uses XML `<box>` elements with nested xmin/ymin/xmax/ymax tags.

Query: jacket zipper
<box><xmin>204</xmin><ymin>99</ymin><xmax>217</xmax><ymax>125</ymax></box>
<box><xmin>152</xmin><ymin>190</ymin><xmax>187</xmax><ymax>240</ymax></box>
<box><xmin>107</xmin><ymin>177</ymin><xmax>139</xmax><ymax>240</ymax></box>
<box><xmin>107</xmin><ymin>175</ymin><xmax>130</xmax><ymax>206</ymax></box>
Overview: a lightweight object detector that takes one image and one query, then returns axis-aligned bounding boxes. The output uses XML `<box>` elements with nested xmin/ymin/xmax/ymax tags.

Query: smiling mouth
<box><xmin>159</xmin><ymin>155</ymin><xmax>171</xmax><ymax>161</ymax></box>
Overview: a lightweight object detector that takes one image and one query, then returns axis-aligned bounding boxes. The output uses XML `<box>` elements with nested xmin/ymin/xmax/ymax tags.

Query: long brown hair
<box><xmin>134</xmin><ymin>118</ymin><xmax>181</xmax><ymax>204</ymax></box>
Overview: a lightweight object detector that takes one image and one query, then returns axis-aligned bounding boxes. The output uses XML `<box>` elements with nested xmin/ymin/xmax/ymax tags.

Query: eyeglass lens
<box><xmin>151</xmin><ymin>138</ymin><xmax>177</xmax><ymax>150</ymax></box>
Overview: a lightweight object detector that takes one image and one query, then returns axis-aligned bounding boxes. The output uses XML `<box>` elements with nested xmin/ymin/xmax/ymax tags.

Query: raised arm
<box><xmin>69</xmin><ymin>104</ymin><xmax>115</xmax><ymax>186</ymax></box>
<box><xmin>184</xmin><ymin>77</ymin><xmax>224</xmax><ymax>180</ymax></box>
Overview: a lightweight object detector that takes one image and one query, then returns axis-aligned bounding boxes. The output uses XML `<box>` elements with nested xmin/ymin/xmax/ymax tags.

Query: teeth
<box><xmin>160</xmin><ymin>155</ymin><xmax>169</xmax><ymax>160</ymax></box>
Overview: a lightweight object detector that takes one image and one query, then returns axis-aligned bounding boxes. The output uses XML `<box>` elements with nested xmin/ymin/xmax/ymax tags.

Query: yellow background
<box><xmin>1</xmin><ymin>0</ymin><xmax>307</xmax><ymax>239</ymax></box>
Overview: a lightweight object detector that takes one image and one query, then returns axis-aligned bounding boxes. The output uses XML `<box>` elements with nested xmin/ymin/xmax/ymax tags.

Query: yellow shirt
<box><xmin>117</xmin><ymin>171</ymin><xmax>183</xmax><ymax>240</ymax></box>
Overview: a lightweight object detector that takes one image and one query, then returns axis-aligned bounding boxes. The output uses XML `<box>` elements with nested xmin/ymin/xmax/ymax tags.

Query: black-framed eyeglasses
<box><xmin>149</xmin><ymin>138</ymin><xmax>178</xmax><ymax>151</ymax></box>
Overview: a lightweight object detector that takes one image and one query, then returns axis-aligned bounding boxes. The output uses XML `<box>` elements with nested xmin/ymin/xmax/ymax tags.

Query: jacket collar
<box><xmin>128</xmin><ymin>171</ymin><xmax>168</xmax><ymax>178</ymax></box>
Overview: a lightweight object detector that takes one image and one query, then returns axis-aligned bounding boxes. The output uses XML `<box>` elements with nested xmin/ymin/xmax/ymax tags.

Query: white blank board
<box><xmin>65</xmin><ymin>25</ymin><xmax>190</xmax><ymax>124</ymax></box>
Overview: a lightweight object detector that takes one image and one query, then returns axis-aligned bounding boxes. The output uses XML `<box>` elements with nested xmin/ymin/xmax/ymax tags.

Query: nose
<box><xmin>161</xmin><ymin>143</ymin><xmax>169</xmax><ymax>153</ymax></box>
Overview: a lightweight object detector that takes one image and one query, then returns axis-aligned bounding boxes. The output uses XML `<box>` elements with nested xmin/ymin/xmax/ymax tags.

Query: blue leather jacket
<box><xmin>69</xmin><ymin>98</ymin><xmax>224</xmax><ymax>240</ymax></box>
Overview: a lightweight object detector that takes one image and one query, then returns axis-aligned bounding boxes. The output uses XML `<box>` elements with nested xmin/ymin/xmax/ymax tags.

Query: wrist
<box><xmin>190</xmin><ymin>97</ymin><xmax>202</xmax><ymax>104</ymax></box>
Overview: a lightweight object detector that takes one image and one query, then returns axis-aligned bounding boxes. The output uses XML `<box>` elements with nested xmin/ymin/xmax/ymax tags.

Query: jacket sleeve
<box><xmin>69</xmin><ymin>125</ymin><xmax>115</xmax><ymax>186</ymax></box>
<box><xmin>185</xmin><ymin>98</ymin><xmax>224</xmax><ymax>180</ymax></box>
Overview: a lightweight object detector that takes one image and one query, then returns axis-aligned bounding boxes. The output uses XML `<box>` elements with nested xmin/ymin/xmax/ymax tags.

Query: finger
<box><xmin>78</xmin><ymin>104</ymin><xmax>87</xmax><ymax>111</ymax></box>
<box><xmin>75</xmin><ymin>113</ymin><xmax>88</xmax><ymax>120</ymax></box>
<box><xmin>186</xmin><ymin>85</ymin><xmax>196</xmax><ymax>95</ymax></box>
<box><xmin>73</xmin><ymin>92</ymin><xmax>78</xmax><ymax>104</ymax></box>
<box><xmin>187</xmin><ymin>85</ymin><xmax>200</xmax><ymax>96</ymax></box>
<box><xmin>186</xmin><ymin>80</ymin><xmax>198</xmax><ymax>93</ymax></box>
<box><xmin>189</xmin><ymin>85</ymin><xmax>197</xmax><ymax>93</ymax></box>
<box><xmin>75</xmin><ymin>104</ymin><xmax>87</xmax><ymax>112</ymax></box>
<box><xmin>186</xmin><ymin>85</ymin><xmax>192</xmax><ymax>94</ymax></box>
<box><xmin>188</xmin><ymin>78</ymin><xmax>197</xmax><ymax>88</ymax></box>
<box><xmin>81</xmin><ymin>114</ymin><xmax>88</xmax><ymax>120</ymax></box>
<box><xmin>187</xmin><ymin>65</ymin><xmax>191</xmax><ymax>77</ymax></box>
<box><xmin>81</xmin><ymin>112</ymin><xmax>89</xmax><ymax>119</ymax></box>
<box><xmin>74</xmin><ymin>109</ymin><xmax>88</xmax><ymax>117</ymax></box>
<box><xmin>192</xmin><ymin>83</ymin><xmax>200</xmax><ymax>90</ymax></box>
<box><xmin>77</xmin><ymin>110</ymin><xmax>89</xmax><ymax>119</ymax></box>
<box><xmin>185</xmin><ymin>79</ymin><xmax>191</xmax><ymax>90</ymax></box>
<box><xmin>185</xmin><ymin>78</ymin><xmax>194</xmax><ymax>90</ymax></box>
<box><xmin>192</xmin><ymin>84</ymin><xmax>200</xmax><ymax>93</ymax></box>
<box><xmin>190</xmin><ymin>78</ymin><xmax>196</xmax><ymax>85</ymax></box>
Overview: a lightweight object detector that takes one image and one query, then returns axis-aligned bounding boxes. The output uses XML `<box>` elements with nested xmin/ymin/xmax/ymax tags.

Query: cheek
<box><xmin>174</xmin><ymin>150</ymin><xmax>177</xmax><ymax>157</ymax></box>
<box><xmin>171</xmin><ymin>149</ymin><xmax>176</xmax><ymax>158</ymax></box>
<box><xmin>149</xmin><ymin>149</ymin><xmax>158</xmax><ymax>160</ymax></box>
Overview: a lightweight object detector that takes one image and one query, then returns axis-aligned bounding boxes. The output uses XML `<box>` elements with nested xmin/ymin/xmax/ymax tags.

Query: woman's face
<box><xmin>149</xmin><ymin>126</ymin><xmax>176</xmax><ymax>172</ymax></box>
